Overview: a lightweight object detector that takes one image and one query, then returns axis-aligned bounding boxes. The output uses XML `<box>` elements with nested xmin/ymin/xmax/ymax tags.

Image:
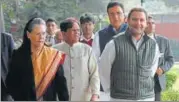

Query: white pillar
<box><xmin>0</xmin><ymin>4</ymin><xmax>5</xmax><ymax>33</ymax></box>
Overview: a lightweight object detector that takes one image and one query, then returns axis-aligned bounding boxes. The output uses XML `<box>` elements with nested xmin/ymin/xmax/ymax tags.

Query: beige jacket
<box><xmin>53</xmin><ymin>42</ymin><xmax>100</xmax><ymax>101</ymax></box>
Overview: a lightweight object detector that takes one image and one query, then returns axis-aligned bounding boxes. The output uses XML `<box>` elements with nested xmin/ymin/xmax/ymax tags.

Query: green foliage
<box><xmin>2</xmin><ymin>0</ymin><xmax>85</xmax><ymax>37</ymax></box>
<box><xmin>94</xmin><ymin>21</ymin><xmax>109</xmax><ymax>32</ymax></box>
<box><xmin>166</xmin><ymin>71</ymin><xmax>178</xmax><ymax>90</ymax></box>
<box><xmin>162</xmin><ymin>90</ymin><xmax>179</xmax><ymax>101</ymax></box>
<box><xmin>94</xmin><ymin>15</ymin><xmax>109</xmax><ymax>32</ymax></box>
<box><xmin>2</xmin><ymin>0</ymin><xmax>110</xmax><ymax>38</ymax></box>
<box><xmin>161</xmin><ymin>65</ymin><xmax>179</xmax><ymax>101</ymax></box>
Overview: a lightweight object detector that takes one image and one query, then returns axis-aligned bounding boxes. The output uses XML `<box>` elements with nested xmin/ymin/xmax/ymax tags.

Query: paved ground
<box><xmin>99</xmin><ymin>92</ymin><xmax>110</xmax><ymax>101</ymax></box>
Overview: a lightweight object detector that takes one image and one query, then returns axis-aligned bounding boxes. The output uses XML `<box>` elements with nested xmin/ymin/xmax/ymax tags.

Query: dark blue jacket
<box><xmin>98</xmin><ymin>23</ymin><xmax>128</xmax><ymax>54</ymax></box>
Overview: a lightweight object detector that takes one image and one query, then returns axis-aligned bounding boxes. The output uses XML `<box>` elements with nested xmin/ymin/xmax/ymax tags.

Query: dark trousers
<box><xmin>155</xmin><ymin>91</ymin><xmax>161</xmax><ymax>101</ymax></box>
<box><xmin>100</xmin><ymin>83</ymin><xmax>104</xmax><ymax>91</ymax></box>
<box><xmin>1</xmin><ymin>80</ymin><xmax>13</xmax><ymax>101</ymax></box>
<box><xmin>154</xmin><ymin>75</ymin><xmax>161</xmax><ymax>101</ymax></box>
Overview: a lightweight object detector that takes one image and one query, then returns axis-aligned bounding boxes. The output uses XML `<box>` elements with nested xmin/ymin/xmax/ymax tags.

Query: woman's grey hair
<box><xmin>27</xmin><ymin>18</ymin><xmax>46</xmax><ymax>32</ymax></box>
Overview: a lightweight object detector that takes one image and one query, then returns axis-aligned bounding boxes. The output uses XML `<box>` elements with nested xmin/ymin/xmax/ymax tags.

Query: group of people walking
<box><xmin>1</xmin><ymin>1</ymin><xmax>174</xmax><ymax>101</ymax></box>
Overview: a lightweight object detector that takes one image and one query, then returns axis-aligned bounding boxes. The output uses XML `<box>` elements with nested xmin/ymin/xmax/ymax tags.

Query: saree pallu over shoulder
<box><xmin>32</xmin><ymin>46</ymin><xmax>65</xmax><ymax>100</ymax></box>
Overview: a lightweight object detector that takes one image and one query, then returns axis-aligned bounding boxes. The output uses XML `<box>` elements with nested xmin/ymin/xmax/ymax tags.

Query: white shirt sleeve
<box><xmin>92</xmin><ymin>32</ymin><xmax>101</xmax><ymax>62</ymax></box>
<box><xmin>99</xmin><ymin>40</ymin><xmax>116</xmax><ymax>93</ymax></box>
<box><xmin>151</xmin><ymin>42</ymin><xmax>160</xmax><ymax>77</ymax></box>
<box><xmin>88</xmin><ymin>51</ymin><xmax>100</xmax><ymax>95</ymax></box>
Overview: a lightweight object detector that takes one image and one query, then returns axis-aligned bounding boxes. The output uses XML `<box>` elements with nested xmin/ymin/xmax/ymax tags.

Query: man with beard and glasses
<box><xmin>99</xmin><ymin>7</ymin><xmax>160</xmax><ymax>101</ymax></box>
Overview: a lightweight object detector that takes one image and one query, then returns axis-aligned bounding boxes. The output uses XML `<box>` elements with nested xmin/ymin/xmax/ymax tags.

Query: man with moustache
<box><xmin>53</xmin><ymin>18</ymin><xmax>100</xmax><ymax>101</ymax></box>
<box><xmin>99</xmin><ymin>8</ymin><xmax>160</xmax><ymax>101</ymax></box>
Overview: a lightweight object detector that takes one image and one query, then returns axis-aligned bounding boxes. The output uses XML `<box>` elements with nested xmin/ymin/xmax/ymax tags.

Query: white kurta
<box><xmin>53</xmin><ymin>42</ymin><xmax>100</xmax><ymax>101</ymax></box>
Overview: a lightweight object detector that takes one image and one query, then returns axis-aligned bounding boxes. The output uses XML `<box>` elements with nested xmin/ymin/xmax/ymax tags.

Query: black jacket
<box><xmin>6</xmin><ymin>47</ymin><xmax>69</xmax><ymax>101</ymax></box>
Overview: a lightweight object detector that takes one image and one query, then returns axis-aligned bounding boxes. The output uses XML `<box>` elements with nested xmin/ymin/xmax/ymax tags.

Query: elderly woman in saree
<box><xmin>6</xmin><ymin>18</ymin><xmax>69</xmax><ymax>101</ymax></box>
